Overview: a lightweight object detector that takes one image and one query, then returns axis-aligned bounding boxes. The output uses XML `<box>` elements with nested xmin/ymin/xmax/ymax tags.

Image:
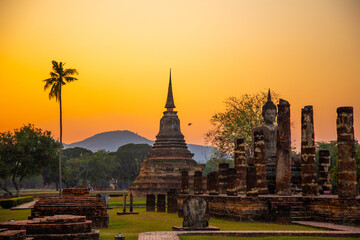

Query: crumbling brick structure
<box><xmin>30</xmin><ymin>188</ymin><xmax>109</xmax><ymax>228</ymax></box>
<box><xmin>0</xmin><ymin>215</ymin><xmax>99</xmax><ymax>239</ymax></box>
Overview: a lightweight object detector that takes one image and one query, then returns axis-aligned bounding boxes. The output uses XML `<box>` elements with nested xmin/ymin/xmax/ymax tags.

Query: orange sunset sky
<box><xmin>0</xmin><ymin>0</ymin><xmax>359</xmax><ymax>151</ymax></box>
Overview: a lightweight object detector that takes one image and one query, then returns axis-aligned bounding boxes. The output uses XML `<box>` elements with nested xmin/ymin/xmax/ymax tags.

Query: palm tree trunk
<box><xmin>59</xmin><ymin>84</ymin><xmax>63</xmax><ymax>197</ymax></box>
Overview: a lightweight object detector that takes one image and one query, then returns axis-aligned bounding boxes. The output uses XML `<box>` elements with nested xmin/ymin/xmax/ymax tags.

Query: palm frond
<box><xmin>43</xmin><ymin>78</ymin><xmax>56</xmax><ymax>90</ymax></box>
<box><xmin>64</xmin><ymin>76</ymin><xmax>78</xmax><ymax>82</ymax></box>
<box><xmin>50</xmin><ymin>72</ymin><xmax>58</xmax><ymax>78</ymax></box>
<box><xmin>52</xmin><ymin>61</ymin><xmax>59</xmax><ymax>71</ymax></box>
<box><xmin>63</xmin><ymin>68</ymin><xmax>78</xmax><ymax>76</ymax></box>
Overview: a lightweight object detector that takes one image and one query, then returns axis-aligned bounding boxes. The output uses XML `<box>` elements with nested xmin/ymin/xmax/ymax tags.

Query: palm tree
<box><xmin>43</xmin><ymin>60</ymin><xmax>78</xmax><ymax>197</ymax></box>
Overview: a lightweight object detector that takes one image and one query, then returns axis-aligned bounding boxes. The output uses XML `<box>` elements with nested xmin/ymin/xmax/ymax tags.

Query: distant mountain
<box><xmin>64</xmin><ymin>130</ymin><xmax>213</xmax><ymax>163</ymax></box>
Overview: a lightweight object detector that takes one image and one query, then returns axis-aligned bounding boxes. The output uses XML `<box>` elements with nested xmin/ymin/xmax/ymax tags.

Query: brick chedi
<box><xmin>336</xmin><ymin>107</ymin><xmax>357</xmax><ymax>199</ymax></box>
<box><xmin>130</xmin><ymin>70</ymin><xmax>205</xmax><ymax>196</ymax></box>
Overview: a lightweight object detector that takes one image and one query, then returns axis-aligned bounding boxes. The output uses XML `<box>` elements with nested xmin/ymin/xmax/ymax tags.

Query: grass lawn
<box><xmin>0</xmin><ymin>207</ymin><xmax>357</xmax><ymax>240</ymax></box>
<box><xmin>179</xmin><ymin>237</ymin><xmax>360</xmax><ymax>240</ymax></box>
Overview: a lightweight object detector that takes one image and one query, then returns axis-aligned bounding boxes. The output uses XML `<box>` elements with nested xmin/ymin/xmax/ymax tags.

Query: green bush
<box><xmin>0</xmin><ymin>196</ymin><xmax>34</xmax><ymax>209</ymax></box>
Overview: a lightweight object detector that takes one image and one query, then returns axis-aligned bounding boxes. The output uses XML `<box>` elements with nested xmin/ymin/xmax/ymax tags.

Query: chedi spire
<box><xmin>165</xmin><ymin>69</ymin><xmax>176</xmax><ymax>110</ymax></box>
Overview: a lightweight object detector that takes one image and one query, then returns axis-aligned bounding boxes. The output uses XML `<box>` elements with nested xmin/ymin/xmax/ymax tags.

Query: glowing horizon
<box><xmin>1</xmin><ymin>0</ymin><xmax>359</xmax><ymax>151</ymax></box>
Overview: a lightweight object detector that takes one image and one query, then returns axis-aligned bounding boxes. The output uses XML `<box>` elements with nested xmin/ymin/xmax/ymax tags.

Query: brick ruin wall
<box><xmin>177</xmin><ymin>194</ymin><xmax>360</xmax><ymax>225</ymax></box>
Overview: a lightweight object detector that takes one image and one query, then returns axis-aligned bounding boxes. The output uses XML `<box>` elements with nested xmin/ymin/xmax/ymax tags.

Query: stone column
<box><xmin>234</xmin><ymin>138</ymin><xmax>247</xmax><ymax>194</ymax></box>
<box><xmin>167</xmin><ymin>189</ymin><xmax>177</xmax><ymax>213</ymax></box>
<box><xmin>181</xmin><ymin>170</ymin><xmax>189</xmax><ymax>194</ymax></box>
<box><xmin>318</xmin><ymin>150</ymin><xmax>332</xmax><ymax>194</ymax></box>
<box><xmin>130</xmin><ymin>193</ymin><xmax>133</xmax><ymax>212</ymax></box>
<box><xmin>157</xmin><ymin>194</ymin><xmax>166</xmax><ymax>212</ymax></box>
<box><xmin>122</xmin><ymin>194</ymin><xmax>127</xmax><ymax>213</ymax></box>
<box><xmin>301</xmin><ymin>106</ymin><xmax>318</xmax><ymax>196</ymax></box>
<box><xmin>146</xmin><ymin>194</ymin><xmax>155</xmax><ymax>211</ymax></box>
<box><xmin>207</xmin><ymin>171</ymin><xmax>219</xmax><ymax>195</ymax></box>
<box><xmin>276</xmin><ymin>99</ymin><xmax>291</xmax><ymax>196</ymax></box>
<box><xmin>218</xmin><ymin>163</ymin><xmax>229</xmax><ymax>194</ymax></box>
<box><xmin>246</xmin><ymin>157</ymin><xmax>258</xmax><ymax>196</ymax></box>
<box><xmin>194</xmin><ymin>171</ymin><xmax>203</xmax><ymax>195</ymax></box>
<box><xmin>254</xmin><ymin>129</ymin><xmax>268</xmax><ymax>195</ymax></box>
<box><xmin>337</xmin><ymin>107</ymin><xmax>357</xmax><ymax>199</ymax></box>
<box><xmin>226</xmin><ymin>168</ymin><xmax>237</xmax><ymax>196</ymax></box>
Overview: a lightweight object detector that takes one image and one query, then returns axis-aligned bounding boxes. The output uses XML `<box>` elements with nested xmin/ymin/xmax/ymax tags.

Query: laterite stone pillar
<box><xmin>301</xmin><ymin>106</ymin><xmax>318</xmax><ymax>196</ymax></box>
<box><xmin>276</xmin><ymin>99</ymin><xmax>291</xmax><ymax>196</ymax></box>
<box><xmin>234</xmin><ymin>138</ymin><xmax>247</xmax><ymax>194</ymax></box>
<box><xmin>254</xmin><ymin>129</ymin><xmax>267</xmax><ymax>194</ymax></box>
<box><xmin>218</xmin><ymin>163</ymin><xmax>229</xmax><ymax>195</ymax></box>
<box><xmin>337</xmin><ymin>107</ymin><xmax>357</xmax><ymax>199</ymax></box>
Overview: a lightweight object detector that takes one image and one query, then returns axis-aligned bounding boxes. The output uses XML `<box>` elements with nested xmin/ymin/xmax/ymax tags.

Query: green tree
<box><xmin>113</xmin><ymin>144</ymin><xmax>152</xmax><ymax>189</ymax></box>
<box><xmin>205</xmin><ymin>90</ymin><xmax>279</xmax><ymax>156</ymax></box>
<box><xmin>203</xmin><ymin>149</ymin><xmax>234</xmax><ymax>176</ymax></box>
<box><xmin>0</xmin><ymin>124</ymin><xmax>59</xmax><ymax>196</ymax></box>
<box><xmin>43</xmin><ymin>60</ymin><xmax>78</xmax><ymax>197</ymax></box>
<box><xmin>42</xmin><ymin>147</ymin><xmax>93</xmax><ymax>189</ymax></box>
<box><xmin>63</xmin><ymin>150</ymin><xmax>116</xmax><ymax>189</ymax></box>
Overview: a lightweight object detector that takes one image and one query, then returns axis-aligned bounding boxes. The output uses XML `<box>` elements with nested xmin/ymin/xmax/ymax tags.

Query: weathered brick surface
<box><xmin>336</xmin><ymin>107</ymin><xmax>357</xmax><ymax>199</ymax></box>
<box><xmin>226</xmin><ymin>168</ymin><xmax>237</xmax><ymax>196</ymax></box>
<box><xmin>178</xmin><ymin>194</ymin><xmax>269</xmax><ymax>221</ymax></box>
<box><xmin>301</xmin><ymin>106</ymin><xmax>318</xmax><ymax>196</ymax></box>
<box><xmin>0</xmin><ymin>229</ymin><xmax>26</xmax><ymax>240</ymax></box>
<box><xmin>318</xmin><ymin>150</ymin><xmax>332</xmax><ymax>194</ymax></box>
<box><xmin>167</xmin><ymin>190</ymin><xmax>177</xmax><ymax>213</ymax></box>
<box><xmin>206</xmin><ymin>172</ymin><xmax>219</xmax><ymax>195</ymax></box>
<box><xmin>177</xmin><ymin>194</ymin><xmax>360</xmax><ymax>224</ymax></box>
<box><xmin>306</xmin><ymin>197</ymin><xmax>360</xmax><ymax>224</ymax></box>
<box><xmin>30</xmin><ymin>189</ymin><xmax>109</xmax><ymax>228</ymax></box>
<box><xmin>194</xmin><ymin>171</ymin><xmax>203</xmax><ymax>195</ymax></box>
<box><xmin>234</xmin><ymin>138</ymin><xmax>246</xmax><ymax>194</ymax></box>
<box><xmin>146</xmin><ymin>194</ymin><xmax>155</xmax><ymax>212</ymax></box>
<box><xmin>218</xmin><ymin>163</ymin><xmax>229</xmax><ymax>195</ymax></box>
<box><xmin>157</xmin><ymin>194</ymin><xmax>166</xmax><ymax>212</ymax></box>
<box><xmin>276</xmin><ymin>99</ymin><xmax>291</xmax><ymax>196</ymax></box>
<box><xmin>246</xmin><ymin>159</ymin><xmax>258</xmax><ymax>197</ymax></box>
<box><xmin>62</xmin><ymin>188</ymin><xmax>89</xmax><ymax>198</ymax></box>
<box><xmin>254</xmin><ymin>129</ymin><xmax>267</xmax><ymax>195</ymax></box>
<box><xmin>0</xmin><ymin>215</ymin><xmax>99</xmax><ymax>240</ymax></box>
<box><xmin>181</xmin><ymin>171</ymin><xmax>189</xmax><ymax>194</ymax></box>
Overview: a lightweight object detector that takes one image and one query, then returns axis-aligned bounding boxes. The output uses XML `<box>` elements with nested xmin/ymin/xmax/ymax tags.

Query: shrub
<box><xmin>0</xmin><ymin>196</ymin><xmax>34</xmax><ymax>209</ymax></box>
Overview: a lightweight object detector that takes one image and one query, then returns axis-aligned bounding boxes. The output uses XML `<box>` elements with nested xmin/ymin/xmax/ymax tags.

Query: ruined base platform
<box><xmin>177</xmin><ymin>194</ymin><xmax>360</xmax><ymax>225</ymax></box>
<box><xmin>30</xmin><ymin>188</ymin><xmax>109</xmax><ymax>228</ymax></box>
<box><xmin>0</xmin><ymin>215</ymin><xmax>99</xmax><ymax>240</ymax></box>
<box><xmin>172</xmin><ymin>226</ymin><xmax>220</xmax><ymax>231</ymax></box>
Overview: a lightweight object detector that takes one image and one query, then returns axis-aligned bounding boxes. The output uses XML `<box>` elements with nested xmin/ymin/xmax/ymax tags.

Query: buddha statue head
<box><xmin>262</xmin><ymin>89</ymin><xmax>277</xmax><ymax>125</ymax></box>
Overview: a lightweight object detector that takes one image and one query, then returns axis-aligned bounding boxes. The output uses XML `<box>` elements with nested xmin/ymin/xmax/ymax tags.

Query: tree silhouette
<box><xmin>43</xmin><ymin>60</ymin><xmax>78</xmax><ymax>197</ymax></box>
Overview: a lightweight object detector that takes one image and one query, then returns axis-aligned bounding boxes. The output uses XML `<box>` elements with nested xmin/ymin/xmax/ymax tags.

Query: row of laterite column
<box><xmin>180</xmin><ymin>106</ymin><xmax>357</xmax><ymax>199</ymax></box>
<box><xmin>146</xmin><ymin>189</ymin><xmax>178</xmax><ymax>213</ymax></box>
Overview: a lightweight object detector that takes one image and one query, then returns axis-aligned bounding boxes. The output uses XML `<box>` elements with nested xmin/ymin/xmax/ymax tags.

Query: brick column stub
<box><xmin>234</xmin><ymin>138</ymin><xmax>247</xmax><ymax>194</ymax></box>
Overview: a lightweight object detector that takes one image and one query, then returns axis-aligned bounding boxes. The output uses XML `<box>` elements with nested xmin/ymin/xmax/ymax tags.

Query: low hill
<box><xmin>64</xmin><ymin>130</ymin><xmax>212</xmax><ymax>163</ymax></box>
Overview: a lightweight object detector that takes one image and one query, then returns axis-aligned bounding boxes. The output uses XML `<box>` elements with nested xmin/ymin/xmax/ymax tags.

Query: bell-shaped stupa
<box><xmin>130</xmin><ymin>70</ymin><xmax>205</xmax><ymax>196</ymax></box>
